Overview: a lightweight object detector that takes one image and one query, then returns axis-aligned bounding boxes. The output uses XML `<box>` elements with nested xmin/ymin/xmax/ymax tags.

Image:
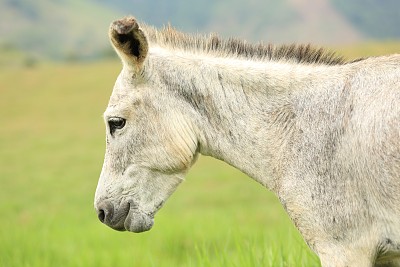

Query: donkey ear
<box><xmin>109</xmin><ymin>17</ymin><xmax>148</xmax><ymax>69</ymax></box>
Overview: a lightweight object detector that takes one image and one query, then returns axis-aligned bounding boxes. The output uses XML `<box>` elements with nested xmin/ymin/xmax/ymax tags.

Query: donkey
<box><xmin>94</xmin><ymin>16</ymin><xmax>400</xmax><ymax>266</ymax></box>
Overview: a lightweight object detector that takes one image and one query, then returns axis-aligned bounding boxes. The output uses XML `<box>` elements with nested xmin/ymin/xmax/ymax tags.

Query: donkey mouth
<box><xmin>96</xmin><ymin>200</ymin><xmax>154</xmax><ymax>233</ymax></box>
<box><xmin>123</xmin><ymin>201</ymin><xmax>154</xmax><ymax>233</ymax></box>
<box><xmin>124</xmin><ymin>210</ymin><xmax>154</xmax><ymax>233</ymax></box>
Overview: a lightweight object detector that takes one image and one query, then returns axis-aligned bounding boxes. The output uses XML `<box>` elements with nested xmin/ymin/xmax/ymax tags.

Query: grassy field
<box><xmin>1</xmin><ymin>42</ymin><xmax>398</xmax><ymax>267</ymax></box>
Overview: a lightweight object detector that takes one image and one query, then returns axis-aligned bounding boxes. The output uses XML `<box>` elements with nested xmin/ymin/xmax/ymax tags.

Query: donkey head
<box><xmin>94</xmin><ymin>17</ymin><xmax>199</xmax><ymax>232</ymax></box>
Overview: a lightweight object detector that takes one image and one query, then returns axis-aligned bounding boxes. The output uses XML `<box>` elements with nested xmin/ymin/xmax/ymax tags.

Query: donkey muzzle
<box><xmin>95</xmin><ymin>199</ymin><xmax>153</xmax><ymax>233</ymax></box>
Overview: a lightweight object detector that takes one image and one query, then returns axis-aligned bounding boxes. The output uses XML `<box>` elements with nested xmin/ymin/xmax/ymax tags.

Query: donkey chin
<box><xmin>96</xmin><ymin>199</ymin><xmax>154</xmax><ymax>233</ymax></box>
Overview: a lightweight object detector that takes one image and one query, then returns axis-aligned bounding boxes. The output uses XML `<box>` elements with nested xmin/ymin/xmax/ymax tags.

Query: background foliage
<box><xmin>1</xmin><ymin>0</ymin><xmax>399</xmax><ymax>61</ymax></box>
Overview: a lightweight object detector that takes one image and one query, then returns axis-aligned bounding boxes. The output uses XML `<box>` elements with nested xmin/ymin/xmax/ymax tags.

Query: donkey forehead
<box><xmin>113</xmin><ymin>68</ymin><xmax>135</xmax><ymax>92</ymax></box>
<box><xmin>108</xmin><ymin>69</ymin><xmax>141</xmax><ymax>104</ymax></box>
<box><xmin>105</xmin><ymin>93</ymin><xmax>135</xmax><ymax>119</ymax></box>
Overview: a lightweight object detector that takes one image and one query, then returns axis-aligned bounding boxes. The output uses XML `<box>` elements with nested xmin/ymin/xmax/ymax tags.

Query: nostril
<box><xmin>96</xmin><ymin>201</ymin><xmax>114</xmax><ymax>224</ymax></box>
<box><xmin>98</xmin><ymin>209</ymin><xmax>106</xmax><ymax>223</ymax></box>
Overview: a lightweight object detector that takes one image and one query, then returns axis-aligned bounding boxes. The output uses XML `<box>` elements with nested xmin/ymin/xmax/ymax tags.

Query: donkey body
<box><xmin>95</xmin><ymin>17</ymin><xmax>400</xmax><ymax>266</ymax></box>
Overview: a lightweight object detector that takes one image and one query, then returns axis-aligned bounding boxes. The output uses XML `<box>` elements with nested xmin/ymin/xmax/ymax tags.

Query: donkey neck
<box><xmin>147</xmin><ymin>46</ymin><xmax>339</xmax><ymax>190</ymax></box>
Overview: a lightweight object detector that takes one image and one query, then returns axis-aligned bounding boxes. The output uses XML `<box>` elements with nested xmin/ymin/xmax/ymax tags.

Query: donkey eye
<box><xmin>108</xmin><ymin>117</ymin><xmax>126</xmax><ymax>135</ymax></box>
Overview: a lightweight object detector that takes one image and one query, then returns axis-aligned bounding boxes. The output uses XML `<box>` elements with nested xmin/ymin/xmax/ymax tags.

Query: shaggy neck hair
<box><xmin>142</xmin><ymin>24</ymin><xmax>347</xmax><ymax>65</ymax></box>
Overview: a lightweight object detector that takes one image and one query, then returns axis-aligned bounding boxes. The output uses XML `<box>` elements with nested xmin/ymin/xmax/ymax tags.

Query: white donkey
<box><xmin>94</xmin><ymin>17</ymin><xmax>400</xmax><ymax>266</ymax></box>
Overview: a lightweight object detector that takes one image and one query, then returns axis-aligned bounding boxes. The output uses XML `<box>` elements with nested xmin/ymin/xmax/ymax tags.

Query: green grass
<box><xmin>0</xmin><ymin>60</ymin><xmax>320</xmax><ymax>266</ymax></box>
<box><xmin>4</xmin><ymin>40</ymin><xmax>399</xmax><ymax>266</ymax></box>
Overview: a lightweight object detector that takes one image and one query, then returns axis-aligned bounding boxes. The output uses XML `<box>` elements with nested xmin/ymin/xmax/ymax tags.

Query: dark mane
<box><xmin>142</xmin><ymin>24</ymin><xmax>348</xmax><ymax>65</ymax></box>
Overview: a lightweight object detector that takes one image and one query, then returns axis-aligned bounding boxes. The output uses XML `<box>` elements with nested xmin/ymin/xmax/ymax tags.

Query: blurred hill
<box><xmin>1</xmin><ymin>0</ymin><xmax>399</xmax><ymax>61</ymax></box>
<box><xmin>0</xmin><ymin>0</ymin><xmax>119</xmax><ymax>61</ymax></box>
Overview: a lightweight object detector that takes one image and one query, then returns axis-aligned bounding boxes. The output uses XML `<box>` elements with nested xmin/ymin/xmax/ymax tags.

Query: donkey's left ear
<box><xmin>109</xmin><ymin>17</ymin><xmax>148</xmax><ymax>70</ymax></box>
